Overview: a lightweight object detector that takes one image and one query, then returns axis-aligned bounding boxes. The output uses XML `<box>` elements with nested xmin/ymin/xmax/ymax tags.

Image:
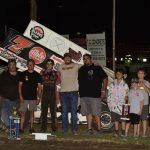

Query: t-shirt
<box><xmin>0</xmin><ymin>71</ymin><xmax>19</xmax><ymax>100</ymax></box>
<box><xmin>19</xmin><ymin>70</ymin><xmax>42</xmax><ymax>100</ymax></box>
<box><xmin>107</xmin><ymin>79</ymin><xmax>129</xmax><ymax>115</ymax></box>
<box><xmin>128</xmin><ymin>89</ymin><xmax>144</xmax><ymax>114</ymax></box>
<box><xmin>78</xmin><ymin>64</ymin><xmax>108</xmax><ymax>98</ymax></box>
<box><xmin>58</xmin><ymin>63</ymin><xmax>81</xmax><ymax>92</ymax></box>
<box><xmin>138</xmin><ymin>80</ymin><xmax>150</xmax><ymax>105</ymax></box>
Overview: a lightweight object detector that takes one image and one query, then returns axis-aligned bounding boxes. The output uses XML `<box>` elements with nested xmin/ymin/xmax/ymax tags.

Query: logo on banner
<box><xmin>30</xmin><ymin>26</ymin><xmax>44</xmax><ymax>40</ymax></box>
<box><xmin>29</xmin><ymin>47</ymin><xmax>46</xmax><ymax>64</ymax></box>
<box><xmin>68</xmin><ymin>48</ymin><xmax>82</xmax><ymax>62</ymax></box>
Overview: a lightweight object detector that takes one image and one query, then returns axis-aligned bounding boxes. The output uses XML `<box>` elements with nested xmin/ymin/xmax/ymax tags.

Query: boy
<box><xmin>107</xmin><ymin>69</ymin><xmax>129</xmax><ymax>137</ymax></box>
<box><xmin>125</xmin><ymin>79</ymin><xmax>144</xmax><ymax>138</ymax></box>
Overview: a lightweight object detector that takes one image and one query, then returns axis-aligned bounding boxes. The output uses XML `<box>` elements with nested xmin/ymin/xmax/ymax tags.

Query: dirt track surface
<box><xmin>0</xmin><ymin>137</ymin><xmax>149</xmax><ymax>150</ymax></box>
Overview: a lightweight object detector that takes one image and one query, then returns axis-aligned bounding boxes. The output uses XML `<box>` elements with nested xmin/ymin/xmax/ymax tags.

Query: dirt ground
<box><xmin>0</xmin><ymin>124</ymin><xmax>150</xmax><ymax>150</ymax></box>
<box><xmin>0</xmin><ymin>137</ymin><xmax>149</xmax><ymax>150</ymax></box>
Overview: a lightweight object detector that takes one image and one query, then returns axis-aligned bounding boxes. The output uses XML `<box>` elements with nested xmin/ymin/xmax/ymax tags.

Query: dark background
<box><xmin>0</xmin><ymin>0</ymin><xmax>150</xmax><ymax>68</ymax></box>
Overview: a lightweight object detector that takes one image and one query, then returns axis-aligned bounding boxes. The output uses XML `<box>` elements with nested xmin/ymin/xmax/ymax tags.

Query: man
<box><xmin>19</xmin><ymin>59</ymin><xmax>42</xmax><ymax>133</ymax></box>
<box><xmin>0</xmin><ymin>59</ymin><xmax>19</xmax><ymax>129</ymax></box>
<box><xmin>40</xmin><ymin>59</ymin><xmax>58</xmax><ymax>133</ymax></box>
<box><xmin>78</xmin><ymin>54</ymin><xmax>108</xmax><ymax>134</ymax></box>
<box><xmin>58</xmin><ymin>53</ymin><xmax>81</xmax><ymax>134</ymax></box>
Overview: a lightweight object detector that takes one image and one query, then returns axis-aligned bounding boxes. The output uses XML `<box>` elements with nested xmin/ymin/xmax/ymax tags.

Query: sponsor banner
<box><xmin>23</xmin><ymin>20</ymin><xmax>91</xmax><ymax>64</ymax></box>
<box><xmin>0</xmin><ymin>28</ymin><xmax>64</xmax><ymax>72</ymax></box>
<box><xmin>86</xmin><ymin>33</ymin><xmax>106</xmax><ymax>66</ymax></box>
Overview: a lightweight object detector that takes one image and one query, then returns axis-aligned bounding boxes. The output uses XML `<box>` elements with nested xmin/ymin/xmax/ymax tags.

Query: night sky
<box><xmin>1</xmin><ymin>0</ymin><xmax>150</xmax><ymax>65</ymax></box>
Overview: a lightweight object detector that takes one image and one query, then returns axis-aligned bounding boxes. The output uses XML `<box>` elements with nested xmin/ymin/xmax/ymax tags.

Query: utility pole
<box><xmin>30</xmin><ymin>0</ymin><xmax>37</xmax><ymax>21</ymax></box>
<box><xmin>112</xmin><ymin>0</ymin><xmax>116</xmax><ymax>71</ymax></box>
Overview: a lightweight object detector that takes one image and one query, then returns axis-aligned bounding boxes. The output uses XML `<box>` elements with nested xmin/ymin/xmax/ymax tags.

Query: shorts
<box><xmin>141</xmin><ymin>105</ymin><xmax>149</xmax><ymax>120</ymax></box>
<box><xmin>111</xmin><ymin>112</ymin><xmax>121</xmax><ymax>122</ymax></box>
<box><xmin>19</xmin><ymin>100</ymin><xmax>37</xmax><ymax>112</ymax></box>
<box><xmin>80</xmin><ymin>97</ymin><xmax>101</xmax><ymax>116</ymax></box>
<box><xmin>128</xmin><ymin>113</ymin><xmax>140</xmax><ymax>124</ymax></box>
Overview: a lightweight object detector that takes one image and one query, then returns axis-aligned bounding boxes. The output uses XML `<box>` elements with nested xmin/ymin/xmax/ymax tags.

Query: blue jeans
<box><xmin>60</xmin><ymin>91</ymin><xmax>78</xmax><ymax>132</ymax></box>
<box><xmin>1</xmin><ymin>99</ymin><xmax>18</xmax><ymax>128</ymax></box>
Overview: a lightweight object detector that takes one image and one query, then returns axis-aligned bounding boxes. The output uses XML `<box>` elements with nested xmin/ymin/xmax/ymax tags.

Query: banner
<box><xmin>86</xmin><ymin>33</ymin><xmax>106</xmax><ymax>66</ymax></box>
<box><xmin>23</xmin><ymin>20</ymin><xmax>91</xmax><ymax>64</ymax></box>
<box><xmin>0</xmin><ymin>28</ymin><xmax>64</xmax><ymax>73</ymax></box>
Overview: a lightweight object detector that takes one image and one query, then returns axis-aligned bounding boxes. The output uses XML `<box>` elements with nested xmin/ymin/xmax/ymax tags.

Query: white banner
<box><xmin>86</xmin><ymin>33</ymin><xmax>106</xmax><ymax>66</ymax></box>
<box><xmin>24</xmin><ymin>20</ymin><xmax>91</xmax><ymax>64</ymax></box>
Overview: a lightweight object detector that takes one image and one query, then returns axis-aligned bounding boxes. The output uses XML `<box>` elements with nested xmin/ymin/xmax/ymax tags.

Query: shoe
<box><xmin>113</xmin><ymin>130</ymin><xmax>119</xmax><ymax>137</ymax></box>
<box><xmin>40</xmin><ymin>128</ymin><xmax>47</xmax><ymax>133</ymax></box>
<box><xmin>29</xmin><ymin>128</ymin><xmax>35</xmax><ymax>133</ymax></box>
<box><xmin>142</xmin><ymin>135</ymin><xmax>147</xmax><ymax>138</ymax></box>
<box><xmin>97</xmin><ymin>129</ymin><xmax>103</xmax><ymax>135</ymax></box>
<box><xmin>72</xmin><ymin>131</ymin><xmax>78</xmax><ymax>135</ymax></box>
<box><xmin>19</xmin><ymin>129</ymin><xmax>24</xmax><ymax>134</ymax></box>
<box><xmin>86</xmin><ymin>129</ymin><xmax>93</xmax><ymax>135</ymax></box>
<box><xmin>120</xmin><ymin>130</ymin><xmax>125</xmax><ymax>137</ymax></box>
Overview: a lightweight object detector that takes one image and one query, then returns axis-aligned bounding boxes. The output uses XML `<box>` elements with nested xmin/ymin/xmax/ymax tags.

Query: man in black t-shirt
<box><xmin>19</xmin><ymin>59</ymin><xmax>42</xmax><ymax>133</ymax></box>
<box><xmin>78</xmin><ymin>54</ymin><xmax>108</xmax><ymax>135</ymax></box>
<box><xmin>0</xmin><ymin>59</ymin><xmax>19</xmax><ymax>129</ymax></box>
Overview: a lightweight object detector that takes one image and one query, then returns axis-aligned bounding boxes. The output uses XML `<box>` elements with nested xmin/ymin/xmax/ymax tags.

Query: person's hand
<box><xmin>101</xmin><ymin>91</ymin><xmax>106</xmax><ymax>100</ymax></box>
<box><xmin>36</xmin><ymin>98</ymin><xmax>41</xmax><ymax>105</ymax></box>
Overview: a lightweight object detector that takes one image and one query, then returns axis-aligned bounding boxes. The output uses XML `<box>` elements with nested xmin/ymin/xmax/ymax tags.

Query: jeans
<box><xmin>60</xmin><ymin>91</ymin><xmax>78</xmax><ymax>132</ymax></box>
<box><xmin>1</xmin><ymin>99</ymin><xmax>18</xmax><ymax>128</ymax></box>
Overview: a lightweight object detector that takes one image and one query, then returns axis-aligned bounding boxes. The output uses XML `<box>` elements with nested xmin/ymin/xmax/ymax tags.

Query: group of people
<box><xmin>107</xmin><ymin>68</ymin><xmax>150</xmax><ymax>138</ymax></box>
<box><xmin>0</xmin><ymin>53</ymin><xmax>108</xmax><ymax>135</ymax></box>
<box><xmin>0</xmin><ymin>52</ymin><xmax>150</xmax><ymax>138</ymax></box>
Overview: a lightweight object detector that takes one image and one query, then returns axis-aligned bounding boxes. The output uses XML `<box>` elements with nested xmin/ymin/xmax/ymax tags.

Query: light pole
<box><xmin>30</xmin><ymin>0</ymin><xmax>37</xmax><ymax>21</ymax></box>
<box><xmin>112</xmin><ymin>0</ymin><xmax>116</xmax><ymax>71</ymax></box>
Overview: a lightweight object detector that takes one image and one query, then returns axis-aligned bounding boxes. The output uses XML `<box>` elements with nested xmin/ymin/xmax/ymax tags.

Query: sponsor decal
<box><xmin>30</xmin><ymin>26</ymin><xmax>44</xmax><ymax>40</ymax></box>
<box><xmin>68</xmin><ymin>48</ymin><xmax>82</xmax><ymax>62</ymax></box>
<box><xmin>5</xmin><ymin>35</ymin><xmax>34</xmax><ymax>55</ymax></box>
<box><xmin>29</xmin><ymin>47</ymin><xmax>46</xmax><ymax>64</ymax></box>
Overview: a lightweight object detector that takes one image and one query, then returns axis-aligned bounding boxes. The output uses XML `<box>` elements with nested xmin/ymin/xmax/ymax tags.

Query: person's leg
<box><xmin>125</xmin><ymin>122</ymin><xmax>130</xmax><ymax>137</ymax></box>
<box><xmin>94</xmin><ymin>115</ymin><xmax>101</xmax><ymax>130</ymax></box>
<box><xmin>29</xmin><ymin>111</ymin><xmax>34</xmax><ymax>129</ymax></box>
<box><xmin>142</xmin><ymin>120</ymin><xmax>147</xmax><ymax>137</ymax></box>
<box><xmin>121</xmin><ymin>121</ymin><xmax>126</xmax><ymax>136</ymax></box>
<box><xmin>137</xmin><ymin>123</ymin><xmax>140</xmax><ymax>137</ymax></box>
<box><xmin>28</xmin><ymin>100</ymin><xmax>37</xmax><ymax>131</ymax></box>
<box><xmin>60</xmin><ymin>92</ymin><xmax>69</xmax><ymax>132</ymax></box>
<box><xmin>87</xmin><ymin>114</ymin><xmax>93</xmax><ymax>130</ymax></box>
<box><xmin>133</xmin><ymin>124</ymin><xmax>138</xmax><ymax>137</ymax></box>
<box><xmin>70</xmin><ymin>91</ymin><xmax>78</xmax><ymax>132</ymax></box>
<box><xmin>20</xmin><ymin>112</ymin><xmax>26</xmax><ymax>131</ymax></box>
<box><xmin>1</xmin><ymin>99</ymin><xmax>10</xmax><ymax>128</ymax></box>
<box><xmin>49</xmin><ymin>90</ymin><xmax>57</xmax><ymax>132</ymax></box>
<box><xmin>41</xmin><ymin>96</ymin><xmax>49</xmax><ymax>131</ymax></box>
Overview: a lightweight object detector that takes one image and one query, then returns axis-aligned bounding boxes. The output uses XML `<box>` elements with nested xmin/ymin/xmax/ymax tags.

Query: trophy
<box><xmin>120</xmin><ymin>104</ymin><xmax>130</xmax><ymax>121</ymax></box>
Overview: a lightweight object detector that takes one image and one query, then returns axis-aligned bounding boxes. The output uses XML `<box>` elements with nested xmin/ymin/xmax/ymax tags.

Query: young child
<box><xmin>107</xmin><ymin>69</ymin><xmax>129</xmax><ymax>137</ymax></box>
<box><xmin>125</xmin><ymin>79</ymin><xmax>144</xmax><ymax>138</ymax></box>
<box><xmin>137</xmin><ymin>68</ymin><xmax>150</xmax><ymax>137</ymax></box>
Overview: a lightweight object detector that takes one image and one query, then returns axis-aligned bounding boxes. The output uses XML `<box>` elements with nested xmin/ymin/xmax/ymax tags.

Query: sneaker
<box><xmin>86</xmin><ymin>129</ymin><xmax>93</xmax><ymax>135</ymax></box>
<box><xmin>113</xmin><ymin>130</ymin><xmax>119</xmax><ymax>137</ymax></box>
<box><xmin>72</xmin><ymin>131</ymin><xmax>78</xmax><ymax>135</ymax></box>
<box><xmin>142</xmin><ymin>135</ymin><xmax>147</xmax><ymax>138</ymax></box>
<box><xmin>19</xmin><ymin>129</ymin><xmax>24</xmax><ymax>134</ymax></box>
<box><xmin>29</xmin><ymin>128</ymin><xmax>35</xmax><ymax>133</ymax></box>
<box><xmin>97</xmin><ymin>129</ymin><xmax>103</xmax><ymax>134</ymax></box>
<box><xmin>120</xmin><ymin>130</ymin><xmax>125</xmax><ymax>137</ymax></box>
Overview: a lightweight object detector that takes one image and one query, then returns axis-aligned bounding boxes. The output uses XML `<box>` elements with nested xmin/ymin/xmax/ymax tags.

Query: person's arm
<box><xmin>57</xmin><ymin>71</ymin><xmax>61</xmax><ymax>85</ymax></box>
<box><xmin>101</xmin><ymin>77</ymin><xmax>108</xmax><ymax>99</ymax></box>
<box><xmin>37</xmin><ymin>83</ymin><xmax>42</xmax><ymax>105</ymax></box>
<box><xmin>18</xmin><ymin>81</ymin><xmax>24</xmax><ymax>103</ymax></box>
<box><xmin>138</xmin><ymin>81</ymin><xmax>150</xmax><ymax>93</ymax></box>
